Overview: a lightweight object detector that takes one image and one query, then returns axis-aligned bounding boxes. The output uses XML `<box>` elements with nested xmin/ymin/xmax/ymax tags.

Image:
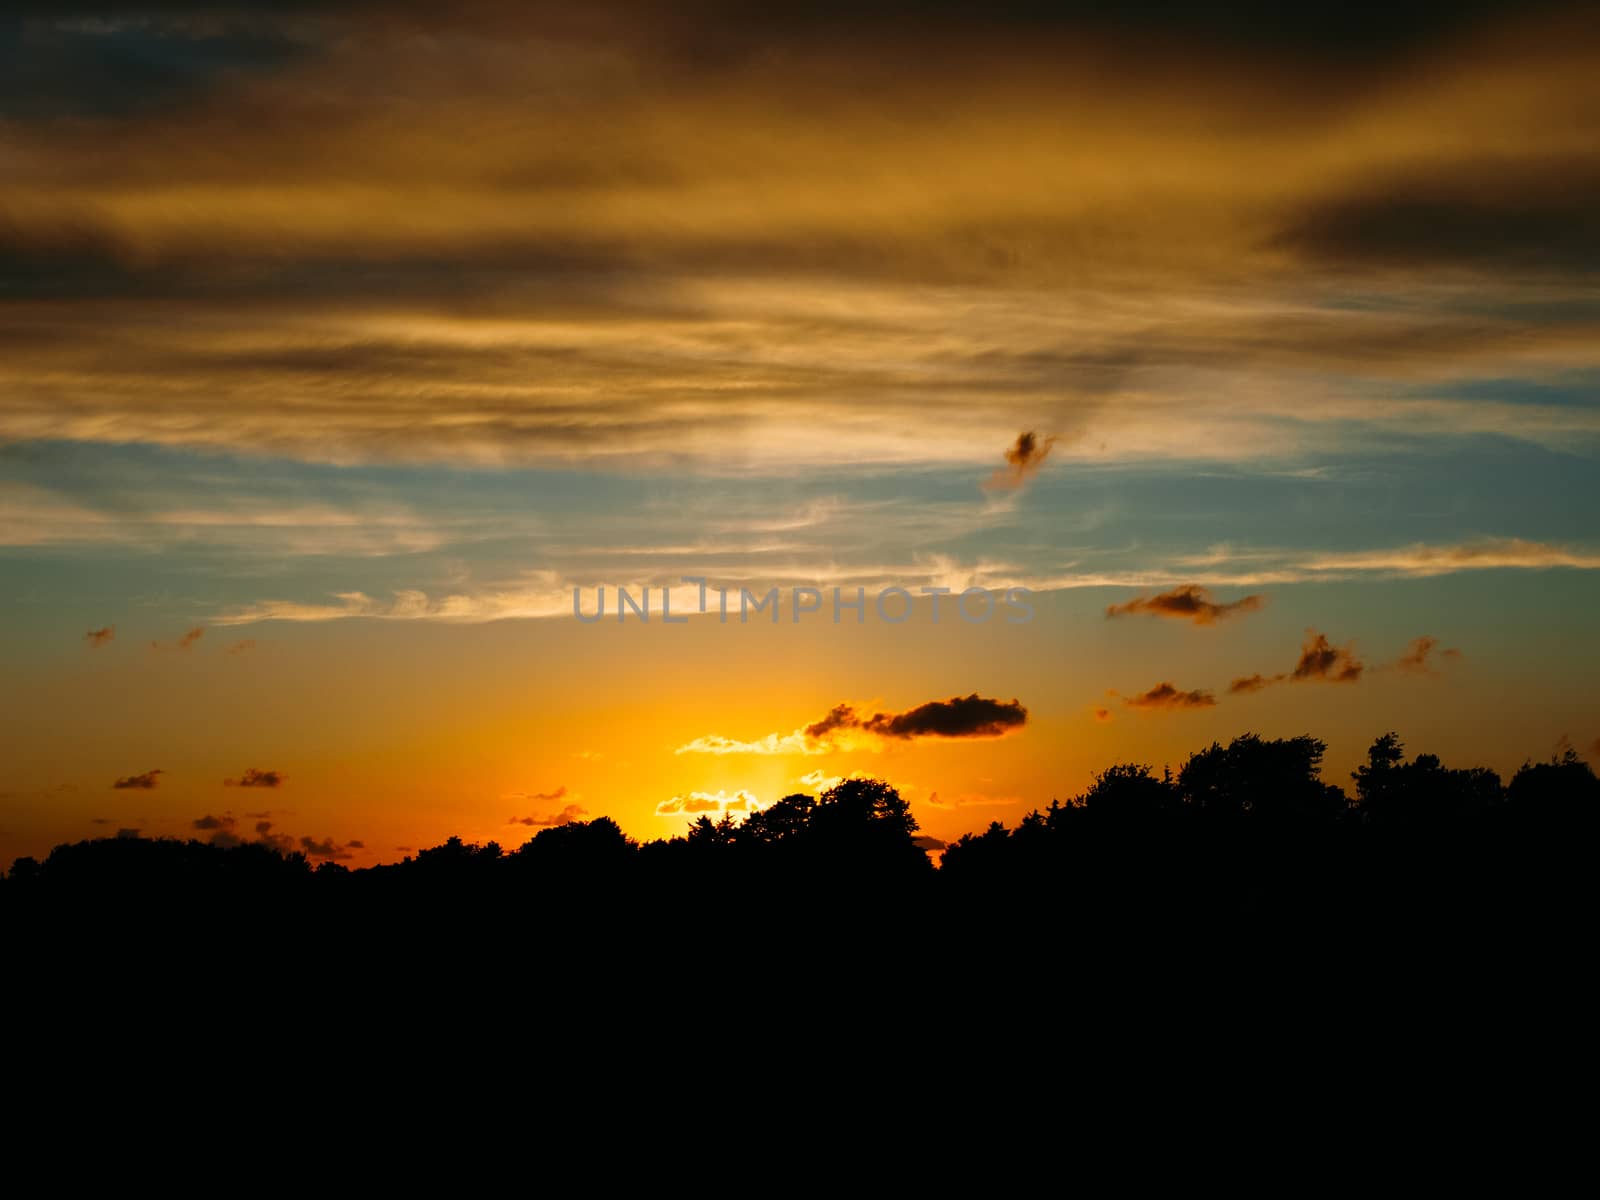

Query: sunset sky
<box><xmin>3</xmin><ymin>1</ymin><xmax>1598</xmax><ymax>867</ymax></box>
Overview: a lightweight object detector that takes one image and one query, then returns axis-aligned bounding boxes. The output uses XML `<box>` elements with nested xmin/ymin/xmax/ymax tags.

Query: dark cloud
<box><xmin>176</xmin><ymin>626</ymin><xmax>205</xmax><ymax>650</ymax></box>
<box><xmin>983</xmin><ymin>431</ymin><xmax>1057</xmax><ymax>491</ymax></box>
<box><xmin>511</xmin><ymin>802</ymin><xmax>588</xmax><ymax>827</ymax></box>
<box><xmin>196</xmin><ymin>813</ymin><xmax>298</xmax><ymax>854</ymax></box>
<box><xmin>685</xmin><ymin>694</ymin><xmax>1030</xmax><ymax>756</ymax></box>
<box><xmin>1292</xmin><ymin>630</ymin><xmax>1364</xmax><ymax>683</ymax></box>
<box><xmin>347</xmin><ymin>839</ymin><xmax>364</xmax><ymax>849</ymax></box>
<box><xmin>1394</xmin><ymin>635</ymin><xmax>1460</xmax><ymax>673</ymax></box>
<box><xmin>1124</xmin><ymin>682</ymin><xmax>1217</xmax><ymax>710</ymax></box>
<box><xmin>224</xmin><ymin>767</ymin><xmax>283</xmax><ymax>787</ymax></box>
<box><xmin>803</xmin><ymin>704</ymin><xmax>860</xmax><ymax>740</ymax></box>
<box><xmin>1277</xmin><ymin>155</ymin><xmax>1600</xmax><ymax>273</ymax></box>
<box><xmin>1229</xmin><ymin>629</ymin><xmax>1367</xmax><ymax>692</ymax></box>
<box><xmin>112</xmin><ymin>768</ymin><xmax>163</xmax><ymax>789</ymax></box>
<box><xmin>1106</xmin><ymin>585</ymin><xmax>1264</xmax><ymax>625</ymax></box>
<box><xmin>859</xmin><ymin>694</ymin><xmax>1029</xmax><ymax>739</ymax></box>
<box><xmin>912</xmin><ymin>834</ymin><xmax>947</xmax><ymax>851</ymax></box>
<box><xmin>0</xmin><ymin>13</ymin><xmax>309</xmax><ymax>120</ymax></box>
<box><xmin>299</xmin><ymin>835</ymin><xmax>353</xmax><ymax>861</ymax></box>
<box><xmin>506</xmin><ymin>785</ymin><xmax>567</xmax><ymax>803</ymax></box>
<box><xmin>84</xmin><ymin>625</ymin><xmax>115</xmax><ymax>647</ymax></box>
<box><xmin>115</xmin><ymin>827</ymin><xmax>141</xmax><ymax>839</ymax></box>
<box><xmin>1093</xmin><ymin>706</ymin><xmax>1113</xmax><ymax>722</ymax></box>
<box><xmin>227</xmin><ymin>638</ymin><xmax>256</xmax><ymax>655</ymax></box>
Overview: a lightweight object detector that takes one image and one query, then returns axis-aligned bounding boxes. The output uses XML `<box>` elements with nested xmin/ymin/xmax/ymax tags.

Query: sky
<box><xmin>3</xmin><ymin>1</ymin><xmax>1598</xmax><ymax>867</ymax></box>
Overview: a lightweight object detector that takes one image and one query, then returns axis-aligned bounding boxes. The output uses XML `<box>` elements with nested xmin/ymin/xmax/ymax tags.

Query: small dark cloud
<box><xmin>912</xmin><ymin>834</ymin><xmax>947</xmax><ymax>851</ymax></box>
<box><xmin>1398</xmin><ymin>635</ymin><xmax>1438</xmax><ymax>670</ymax></box>
<box><xmin>176</xmin><ymin>626</ymin><xmax>205</xmax><ymax>650</ymax></box>
<box><xmin>254</xmin><ymin>820</ymin><xmax>273</xmax><ymax>835</ymax></box>
<box><xmin>511</xmin><ymin>802</ymin><xmax>588</xmax><ymax>827</ymax></box>
<box><xmin>227</xmin><ymin>639</ymin><xmax>256</xmax><ymax>655</ymax></box>
<box><xmin>347</xmin><ymin>839</ymin><xmax>365</xmax><ymax>849</ymax></box>
<box><xmin>90</xmin><ymin>817</ymin><xmax>112</xmax><ymax>825</ymax></box>
<box><xmin>1106</xmin><ymin>585</ymin><xmax>1264</xmax><ymax>625</ymax></box>
<box><xmin>866</xmin><ymin>695</ymin><xmax>1028</xmax><ymax>739</ymax></box>
<box><xmin>1394</xmin><ymin>635</ymin><xmax>1460</xmax><ymax>674</ymax></box>
<box><xmin>116</xmin><ymin>827</ymin><xmax>141</xmax><ymax>839</ymax></box>
<box><xmin>1124</xmin><ymin>682</ymin><xmax>1217</xmax><ymax>710</ymax></box>
<box><xmin>193</xmin><ymin>813</ymin><xmax>234</xmax><ymax>831</ymax></box>
<box><xmin>299</xmin><ymin>836</ymin><xmax>353</xmax><ymax>861</ymax></box>
<box><xmin>1229</xmin><ymin>628</ymin><xmax>1368</xmax><ymax>692</ymax></box>
<box><xmin>1093</xmin><ymin>706</ymin><xmax>1113</xmax><ymax>722</ymax></box>
<box><xmin>112</xmin><ymin>768</ymin><xmax>162</xmax><ymax>789</ymax></box>
<box><xmin>685</xmin><ymin>693</ymin><xmax>1032</xmax><ymax>756</ymax></box>
<box><xmin>843</xmin><ymin>694</ymin><xmax>1028</xmax><ymax>740</ymax></box>
<box><xmin>505</xmin><ymin>785</ymin><xmax>567</xmax><ymax>802</ymax></box>
<box><xmin>1292</xmin><ymin>630</ymin><xmax>1363</xmax><ymax>683</ymax></box>
<box><xmin>224</xmin><ymin>767</ymin><xmax>284</xmax><ymax>788</ymax></box>
<box><xmin>84</xmin><ymin>625</ymin><xmax>115</xmax><ymax>648</ymax></box>
<box><xmin>983</xmin><ymin>430</ymin><xmax>1057</xmax><ymax>491</ymax></box>
<box><xmin>804</xmin><ymin>703</ymin><xmax>860</xmax><ymax>740</ymax></box>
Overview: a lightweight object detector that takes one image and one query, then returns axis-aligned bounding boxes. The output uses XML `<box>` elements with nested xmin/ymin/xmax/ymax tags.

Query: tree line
<box><xmin>6</xmin><ymin>733</ymin><xmax>1593</xmax><ymax>936</ymax></box>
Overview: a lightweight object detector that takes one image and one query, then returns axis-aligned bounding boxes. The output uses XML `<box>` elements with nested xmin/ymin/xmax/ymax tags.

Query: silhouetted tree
<box><xmin>1179</xmin><ymin>734</ymin><xmax>1347</xmax><ymax>823</ymax></box>
<box><xmin>1353</xmin><ymin>733</ymin><xmax>1501</xmax><ymax>826</ymax></box>
<box><xmin>1078</xmin><ymin>762</ymin><xmax>1179</xmax><ymax>823</ymax></box>
<box><xmin>738</xmin><ymin>793</ymin><xmax>815</xmax><ymax>844</ymax></box>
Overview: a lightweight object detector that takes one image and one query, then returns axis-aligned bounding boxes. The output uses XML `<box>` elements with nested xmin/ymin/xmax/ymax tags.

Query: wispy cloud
<box><xmin>1300</xmin><ymin>539</ymin><xmax>1600</xmax><ymax>576</ymax></box>
<box><xmin>1393</xmin><ymin>635</ymin><xmax>1461</xmax><ymax>674</ymax></box>
<box><xmin>83</xmin><ymin>625</ymin><xmax>115</xmax><ymax>648</ymax></box>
